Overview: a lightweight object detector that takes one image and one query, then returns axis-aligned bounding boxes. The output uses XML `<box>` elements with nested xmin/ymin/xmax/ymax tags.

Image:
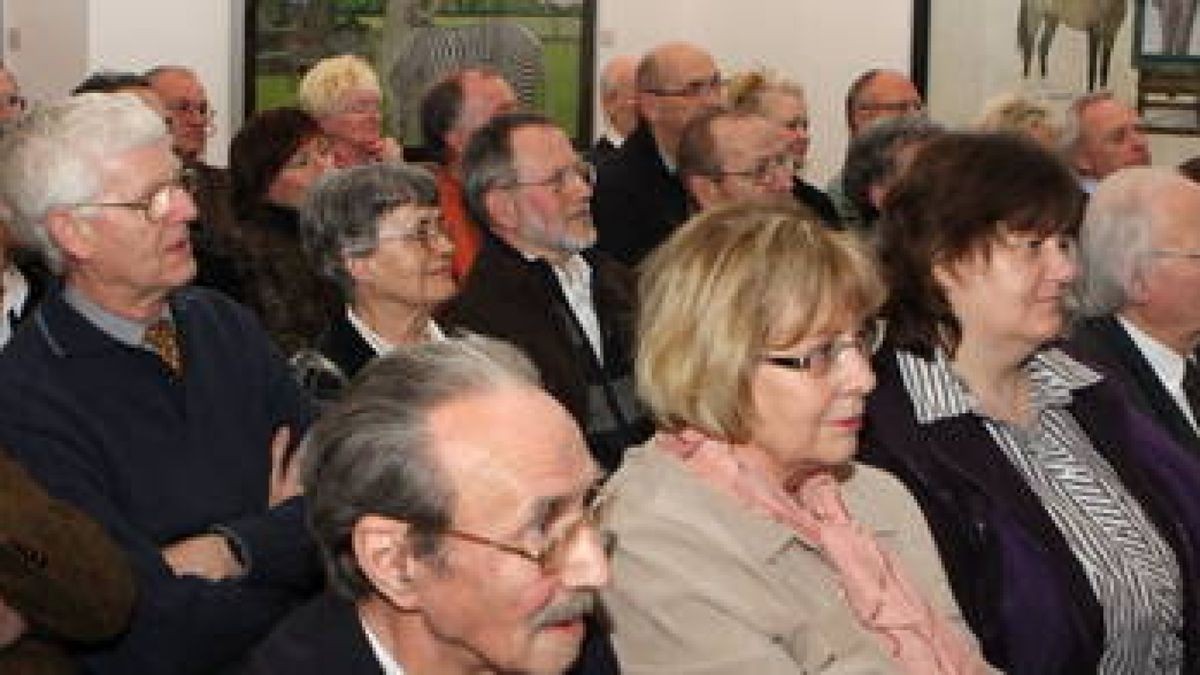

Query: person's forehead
<box><xmin>761</xmin><ymin>90</ymin><xmax>806</xmax><ymax>116</ymax></box>
<box><xmin>463</xmin><ymin>73</ymin><xmax>516</xmax><ymax>105</ymax></box>
<box><xmin>0</xmin><ymin>69</ymin><xmax>17</xmax><ymax>94</ymax></box>
<box><xmin>657</xmin><ymin>48</ymin><xmax>718</xmax><ymax>85</ymax></box>
<box><xmin>428</xmin><ymin>387</ymin><xmax>596</xmax><ymax>526</ymax></box>
<box><xmin>99</xmin><ymin>140</ymin><xmax>177</xmax><ymax>195</ymax></box>
<box><xmin>511</xmin><ymin>125</ymin><xmax>572</xmax><ymax>167</ymax></box>
<box><xmin>715</xmin><ymin>117</ymin><xmax>780</xmax><ymax>159</ymax></box>
<box><xmin>863</xmin><ymin>73</ymin><xmax>919</xmax><ymax>102</ymax></box>
<box><xmin>1082</xmin><ymin>99</ymin><xmax>1134</xmax><ymax>132</ymax></box>
<box><xmin>1150</xmin><ymin>181</ymin><xmax>1200</xmax><ymax>241</ymax></box>
<box><xmin>154</xmin><ymin>71</ymin><xmax>206</xmax><ymax>100</ymax></box>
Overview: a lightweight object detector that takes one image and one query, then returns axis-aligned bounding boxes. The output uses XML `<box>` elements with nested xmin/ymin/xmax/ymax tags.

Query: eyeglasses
<box><xmin>507</xmin><ymin>160</ymin><xmax>596</xmax><ymax>194</ymax></box>
<box><xmin>857</xmin><ymin>100</ymin><xmax>924</xmax><ymax>115</ymax></box>
<box><xmin>1147</xmin><ymin>249</ymin><xmax>1200</xmax><ymax>261</ymax></box>
<box><xmin>0</xmin><ymin>94</ymin><xmax>26</xmax><ymax>112</ymax></box>
<box><xmin>71</xmin><ymin>182</ymin><xmax>187</xmax><ymax>224</ymax></box>
<box><xmin>711</xmin><ymin>153</ymin><xmax>797</xmax><ymax>186</ymax></box>
<box><xmin>283</xmin><ymin>139</ymin><xmax>333</xmax><ymax>171</ymax></box>
<box><xmin>166</xmin><ymin>100</ymin><xmax>213</xmax><ymax>120</ymax></box>
<box><xmin>642</xmin><ymin>74</ymin><xmax>725</xmax><ymax>98</ymax></box>
<box><xmin>440</xmin><ymin>495</ymin><xmax>613</xmax><ymax>575</ymax></box>
<box><xmin>376</xmin><ymin>210</ymin><xmax>449</xmax><ymax>249</ymax></box>
<box><xmin>761</xmin><ymin>319</ymin><xmax>884</xmax><ymax>378</ymax></box>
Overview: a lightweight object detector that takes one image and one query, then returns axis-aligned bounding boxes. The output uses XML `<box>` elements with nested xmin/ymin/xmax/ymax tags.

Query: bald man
<box><xmin>591</xmin><ymin>42</ymin><xmax>722</xmax><ymax>266</ymax></box>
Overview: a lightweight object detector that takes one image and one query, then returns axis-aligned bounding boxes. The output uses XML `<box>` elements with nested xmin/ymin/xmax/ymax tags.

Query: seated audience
<box><xmin>0</xmin><ymin>449</ymin><xmax>135</xmax><ymax>674</ymax></box>
<box><xmin>420</xmin><ymin>67</ymin><xmax>519</xmax><ymax>279</ymax></box>
<box><xmin>591</xmin><ymin>55</ymin><xmax>639</xmax><ymax>163</ymax></box>
<box><xmin>862</xmin><ymin>131</ymin><xmax>1200</xmax><ymax>673</ymax></box>
<box><xmin>297</xmin><ymin>162</ymin><xmax>454</xmax><ymax>398</ymax></box>
<box><xmin>147</xmin><ymin>65</ymin><xmax>242</xmax><ymax>300</ymax></box>
<box><xmin>727</xmin><ymin>67</ymin><xmax>840</xmax><ymax>224</ymax></box>
<box><xmin>842</xmin><ymin>115</ymin><xmax>943</xmax><ymax>237</ymax></box>
<box><xmin>602</xmin><ymin>200</ymin><xmax>992</xmax><ymax>673</ymax></box>
<box><xmin>298</xmin><ymin>54</ymin><xmax>402</xmax><ymax>169</ymax></box>
<box><xmin>244</xmin><ymin>336</ymin><xmax>614</xmax><ymax>674</ymax></box>
<box><xmin>974</xmin><ymin>92</ymin><xmax>1059</xmax><ymax>148</ymax></box>
<box><xmin>1061</xmin><ymin>92</ymin><xmax>1150</xmax><ymax>194</ymax></box>
<box><xmin>592</xmin><ymin>41</ymin><xmax>723</xmax><ymax>267</ymax></box>
<box><xmin>828</xmin><ymin>68</ymin><xmax>924</xmax><ymax>227</ymax></box>
<box><xmin>0</xmin><ymin>92</ymin><xmax>321</xmax><ymax>673</ymax></box>
<box><xmin>229</xmin><ymin>107</ymin><xmax>341</xmax><ymax>355</ymax></box>
<box><xmin>676</xmin><ymin>108</ymin><xmax>795</xmax><ymax>211</ymax></box>
<box><xmin>1072</xmin><ymin>167</ymin><xmax>1200</xmax><ymax>456</ymax></box>
<box><xmin>439</xmin><ymin>112</ymin><xmax>652</xmax><ymax>471</ymax></box>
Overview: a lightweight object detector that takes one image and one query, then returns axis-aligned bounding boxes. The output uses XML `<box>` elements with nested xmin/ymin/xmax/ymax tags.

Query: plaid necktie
<box><xmin>144</xmin><ymin>318</ymin><xmax>184</xmax><ymax>377</ymax></box>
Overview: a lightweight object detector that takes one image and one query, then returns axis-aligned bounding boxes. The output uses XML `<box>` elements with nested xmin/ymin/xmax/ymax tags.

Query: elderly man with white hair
<box><xmin>1071</xmin><ymin>166</ymin><xmax>1200</xmax><ymax>456</ymax></box>
<box><xmin>0</xmin><ymin>93</ymin><xmax>320</xmax><ymax>673</ymax></box>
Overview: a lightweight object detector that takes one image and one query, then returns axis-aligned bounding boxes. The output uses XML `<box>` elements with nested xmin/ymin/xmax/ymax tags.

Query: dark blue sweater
<box><xmin>0</xmin><ymin>286</ymin><xmax>321</xmax><ymax>674</ymax></box>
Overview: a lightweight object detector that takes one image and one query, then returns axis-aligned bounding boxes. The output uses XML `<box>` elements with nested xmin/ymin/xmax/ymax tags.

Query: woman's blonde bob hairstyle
<box><xmin>297</xmin><ymin>54</ymin><xmax>382</xmax><ymax>116</ymax></box>
<box><xmin>637</xmin><ymin>199</ymin><xmax>883</xmax><ymax>442</ymax></box>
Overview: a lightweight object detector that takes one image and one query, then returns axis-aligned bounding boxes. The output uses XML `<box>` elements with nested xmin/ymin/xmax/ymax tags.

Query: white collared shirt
<box><xmin>1119</xmin><ymin>315</ymin><xmax>1200</xmax><ymax>433</ymax></box>
<box><xmin>0</xmin><ymin>264</ymin><xmax>28</xmax><ymax>347</ymax></box>
<box><xmin>346</xmin><ymin>306</ymin><xmax>445</xmax><ymax>357</ymax></box>
<box><xmin>551</xmin><ymin>254</ymin><xmax>604</xmax><ymax>363</ymax></box>
<box><xmin>359</xmin><ymin>616</ymin><xmax>406</xmax><ymax>675</ymax></box>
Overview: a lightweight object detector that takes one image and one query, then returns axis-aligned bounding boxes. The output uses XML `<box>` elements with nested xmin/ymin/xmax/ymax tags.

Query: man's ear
<box><xmin>352</xmin><ymin>515</ymin><xmax>426</xmax><ymax>610</ymax></box>
<box><xmin>685</xmin><ymin>175</ymin><xmax>721</xmax><ymax>211</ymax></box>
<box><xmin>344</xmin><ymin>252</ymin><xmax>373</xmax><ymax>286</ymax></box>
<box><xmin>484</xmin><ymin>188</ymin><xmax>517</xmax><ymax>238</ymax></box>
<box><xmin>45</xmin><ymin>207</ymin><xmax>94</xmax><ymax>262</ymax></box>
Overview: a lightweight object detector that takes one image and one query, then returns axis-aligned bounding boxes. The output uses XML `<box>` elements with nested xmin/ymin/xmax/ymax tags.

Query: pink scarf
<box><xmin>657</xmin><ymin>430</ymin><xmax>990</xmax><ymax>675</ymax></box>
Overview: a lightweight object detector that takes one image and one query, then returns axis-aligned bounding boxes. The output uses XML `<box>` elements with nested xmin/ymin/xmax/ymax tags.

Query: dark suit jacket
<box><xmin>315</xmin><ymin>312</ymin><xmax>375</xmax><ymax>385</ymax></box>
<box><xmin>0</xmin><ymin>449</ymin><xmax>135</xmax><ymax>674</ymax></box>
<box><xmin>591</xmin><ymin>123</ymin><xmax>689</xmax><ymax>268</ymax></box>
<box><xmin>1068</xmin><ymin>315</ymin><xmax>1200</xmax><ymax>456</ymax></box>
<box><xmin>242</xmin><ymin>592</ymin><xmax>619</xmax><ymax>675</ymax></box>
<box><xmin>588</xmin><ymin>136</ymin><xmax>620</xmax><ymax>166</ymax></box>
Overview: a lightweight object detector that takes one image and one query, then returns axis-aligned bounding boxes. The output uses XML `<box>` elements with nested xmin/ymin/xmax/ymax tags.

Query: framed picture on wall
<box><xmin>245</xmin><ymin>0</ymin><xmax>596</xmax><ymax>155</ymax></box>
<box><xmin>1134</xmin><ymin>0</ymin><xmax>1200</xmax><ymax>63</ymax></box>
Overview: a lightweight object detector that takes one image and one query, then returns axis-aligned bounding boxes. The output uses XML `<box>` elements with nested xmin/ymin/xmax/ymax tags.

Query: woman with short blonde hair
<box><xmin>603</xmin><ymin>199</ymin><xmax>994</xmax><ymax>673</ymax></box>
<box><xmin>298</xmin><ymin>54</ymin><xmax>402</xmax><ymax>167</ymax></box>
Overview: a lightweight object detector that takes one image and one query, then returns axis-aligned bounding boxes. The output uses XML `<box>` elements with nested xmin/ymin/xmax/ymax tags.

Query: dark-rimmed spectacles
<box><xmin>506</xmin><ymin>160</ymin><xmax>596</xmax><ymax>194</ymax></box>
<box><xmin>761</xmin><ymin>319</ymin><xmax>884</xmax><ymax>378</ymax></box>
<box><xmin>642</xmin><ymin>74</ymin><xmax>725</xmax><ymax>98</ymax></box>
<box><xmin>71</xmin><ymin>182</ymin><xmax>186</xmax><ymax>225</ymax></box>
<box><xmin>711</xmin><ymin>153</ymin><xmax>796</xmax><ymax>186</ymax></box>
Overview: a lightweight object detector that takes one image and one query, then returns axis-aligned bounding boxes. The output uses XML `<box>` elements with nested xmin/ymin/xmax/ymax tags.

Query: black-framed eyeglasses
<box><xmin>642</xmin><ymin>74</ymin><xmax>725</xmax><ymax>98</ymax></box>
<box><xmin>856</xmin><ymin>100</ymin><xmax>924</xmax><ymax>115</ymax></box>
<box><xmin>166</xmin><ymin>100</ymin><xmax>214</xmax><ymax>120</ymax></box>
<box><xmin>710</xmin><ymin>153</ymin><xmax>797</xmax><ymax>186</ymax></box>
<box><xmin>70</xmin><ymin>182</ymin><xmax>186</xmax><ymax>224</ymax></box>
<box><xmin>0</xmin><ymin>94</ymin><xmax>26</xmax><ymax>112</ymax></box>
<box><xmin>1147</xmin><ymin>249</ymin><xmax>1200</xmax><ymax>261</ymax></box>
<box><xmin>440</xmin><ymin>497</ymin><xmax>613</xmax><ymax>575</ymax></box>
<box><xmin>506</xmin><ymin>160</ymin><xmax>596</xmax><ymax>194</ymax></box>
<box><xmin>761</xmin><ymin>319</ymin><xmax>885</xmax><ymax>378</ymax></box>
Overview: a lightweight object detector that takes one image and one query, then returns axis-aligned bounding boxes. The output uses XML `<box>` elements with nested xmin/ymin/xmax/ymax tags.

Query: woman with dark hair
<box><xmin>862</xmin><ymin>131</ymin><xmax>1200</xmax><ymax>674</ymax></box>
<box><xmin>229</xmin><ymin>107</ymin><xmax>340</xmax><ymax>355</ymax></box>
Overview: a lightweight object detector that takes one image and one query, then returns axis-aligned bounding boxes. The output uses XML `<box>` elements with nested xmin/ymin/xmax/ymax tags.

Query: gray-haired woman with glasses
<box><xmin>297</xmin><ymin>162</ymin><xmax>455</xmax><ymax>399</ymax></box>
<box><xmin>600</xmin><ymin>200</ymin><xmax>993</xmax><ymax>674</ymax></box>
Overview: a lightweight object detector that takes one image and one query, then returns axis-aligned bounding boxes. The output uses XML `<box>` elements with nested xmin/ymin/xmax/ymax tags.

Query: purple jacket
<box><xmin>861</xmin><ymin>346</ymin><xmax>1200</xmax><ymax>674</ymax></box>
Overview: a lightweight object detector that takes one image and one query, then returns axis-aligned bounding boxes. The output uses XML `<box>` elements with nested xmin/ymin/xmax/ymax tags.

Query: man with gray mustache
<box><xmin>243</xmin><ymin>335</ymin><xmax>614</xmax><ymax>675</ymax></box>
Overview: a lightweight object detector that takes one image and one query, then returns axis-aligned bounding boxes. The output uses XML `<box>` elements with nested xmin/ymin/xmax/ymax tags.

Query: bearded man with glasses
<box><xmin>0</xmin><ymin>93</ymin><xmax>320</xmax><ymax>673</ymax></box>
<box><xmin>439</xmin><ymin>112</ymin><xmax>652</xmax><ymax>474</ymax></box>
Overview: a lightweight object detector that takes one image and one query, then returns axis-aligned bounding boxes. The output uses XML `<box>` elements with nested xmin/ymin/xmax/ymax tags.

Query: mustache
<box><xmin>531</xmin><ymin>592</ymin><xmax>597</xmax><ymax>630</ymax></box>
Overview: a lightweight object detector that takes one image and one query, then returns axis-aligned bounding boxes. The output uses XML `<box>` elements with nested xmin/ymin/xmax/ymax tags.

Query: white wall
<box><xmin>594</xmin><ymin>0</ymin><xmax>915</xmax><ymax>184</ymax></box>
<box><xmin>3</xmin><ymin>0</ymin><xmax>239</xmax><ymax>165</ymax></box>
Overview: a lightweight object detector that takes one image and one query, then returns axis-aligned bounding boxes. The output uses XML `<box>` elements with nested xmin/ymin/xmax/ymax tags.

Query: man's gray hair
<box><xmin>302</xmin><ymin>334</ymin><xmax>542</xmax><ymax>599</ymax></box>
<box><xmin>1059</xmin><ymin>90</ymin><xmax>1115</xmax><ymax>159</ymax></box>
<box><xmin>301</xmin><ymin>162</ymin><xmax>439</xmax><ymax>297</ymax></box>
<box><xmin>1076</xmin><ymin>166</ymin><xmax>1184</xmax><ymax>315</ymax></box>
<box><xmin>843</xmin><ymin>114</ymin><xmax>944</xmax><ymax>216</ymax></box>
<box><xmin>0</xmin><ymin>93</ymin><xmax>168</xmax><ymax>272</ymax></box>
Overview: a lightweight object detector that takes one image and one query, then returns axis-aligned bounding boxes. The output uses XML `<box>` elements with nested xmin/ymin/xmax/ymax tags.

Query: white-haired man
<box><xmin>1071</xmin><ymin>166</ymin><xmax>1200</xmax><ymax>455</ymax></box>
<box><xmin>0</xmin><ymin>93</ymin><xmax>319</xmax><ymax>673</ymax></box>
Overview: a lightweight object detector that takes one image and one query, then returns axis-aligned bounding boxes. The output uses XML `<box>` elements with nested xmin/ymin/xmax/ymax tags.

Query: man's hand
<box><xmin>269</xmin><ymin>426</ymin><xmax>302</xmax><ymax>508</ymax></box>
<box><xmin>0</xmin><ymin>595</ymin><xmax>27</xmax><ymax>649</ymax></box>
<box><xmin>161</xmin><ymin>534</ymin><xmax>242</xmax><ymax>581</ymax></box>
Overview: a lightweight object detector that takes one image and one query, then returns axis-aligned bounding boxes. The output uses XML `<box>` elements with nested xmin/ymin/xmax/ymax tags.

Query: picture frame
<box><xmin>244</xmin><ymin>0</ymin><xmax>596</xmax><ymax>155</ymax></box>
<box><xmin>1134</xmin><ymin>0</ymin><xmax>1200</xmax><ymax>64</ymax></box>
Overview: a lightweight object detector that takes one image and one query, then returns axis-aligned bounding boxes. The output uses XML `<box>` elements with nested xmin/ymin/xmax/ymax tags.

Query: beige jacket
<box><xmin>600</xmin><ymin>440</ymin><xmax>995</xmax><ymax>674</ymax></box>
